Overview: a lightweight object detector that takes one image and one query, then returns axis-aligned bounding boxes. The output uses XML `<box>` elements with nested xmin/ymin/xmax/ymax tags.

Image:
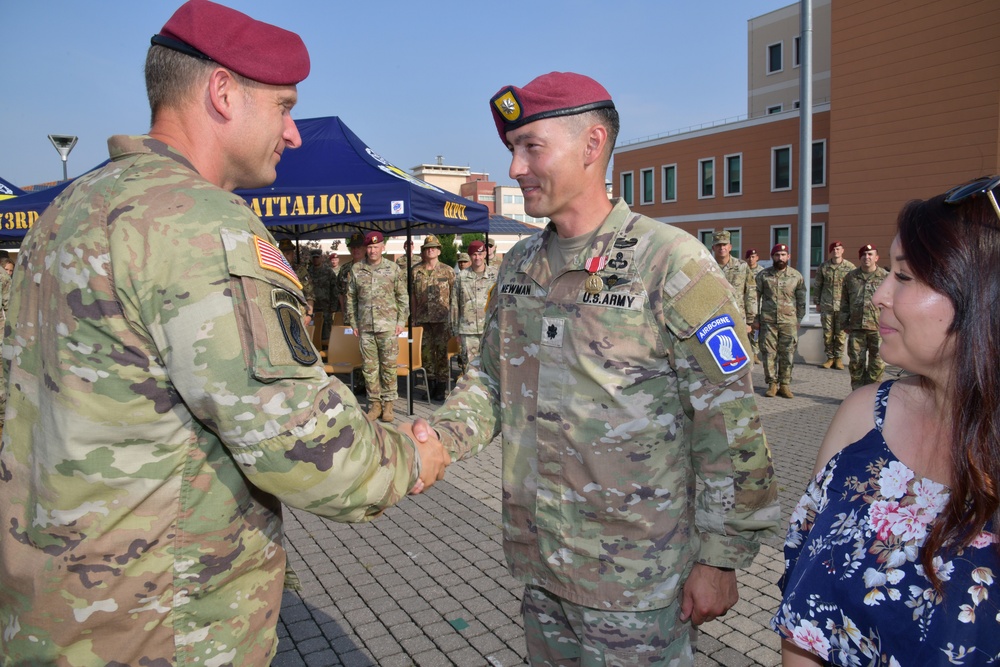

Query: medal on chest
<box><xmin>584</xmin><ymin>256</ymin><xmax>607</xmax><ymax>295</ymax></box>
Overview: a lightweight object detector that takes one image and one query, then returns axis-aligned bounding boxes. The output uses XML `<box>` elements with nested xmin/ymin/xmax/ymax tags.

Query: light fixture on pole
<box><xmin>48</xmin><ymin>134</ymin><xmax>78</xmax><ymax>182</ymax></box>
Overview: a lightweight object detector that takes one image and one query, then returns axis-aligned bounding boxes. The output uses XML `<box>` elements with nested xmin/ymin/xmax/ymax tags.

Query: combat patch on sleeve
<box><xmin>695</xmin><ymin>314</ymin><xmax>749</xmax><ymax>375</ymax></box>
<box><xmin>273</xmin><ymin>289</ymin><xmax>317</xmax><ymax>366</ymax></box>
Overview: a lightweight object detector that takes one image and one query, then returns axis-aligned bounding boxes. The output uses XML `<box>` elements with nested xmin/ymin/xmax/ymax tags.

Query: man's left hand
<box><xmin>679</xmin><ymin>563</ymin><xmax>738</xmax><ymax>625</ymax></box>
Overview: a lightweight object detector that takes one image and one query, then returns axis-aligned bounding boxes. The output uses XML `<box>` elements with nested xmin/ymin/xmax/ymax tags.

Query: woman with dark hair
<box><xmin>771</xmin><ymin>176</ymin><xmax>1000</xmax><ymax>666</ymax></box>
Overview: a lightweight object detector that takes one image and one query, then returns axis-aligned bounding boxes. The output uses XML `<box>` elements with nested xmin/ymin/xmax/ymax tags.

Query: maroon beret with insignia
<box><xmin>745</xmin><ymin>248</ymin><xmax>758</xmax><ymax>259</ymax></box>
<box><xmin>858</xmin><ymin>243</ymin><xmax>877</xmax><ymax>256</ymax></box>
<box><xmin>829</xmin><ymin>240</ymin><xmax>843</xmax><ymax>252</ymax></box>
<box><xmin>490</xmin><ymin>72</ymin><xmax>615</xmax><ymax>143</ymax></box>
<box><xmin>364</xmin><ymin>231</ymin><xmax>384</xmax><ymax>246</ymax></box>
<box><xmin>152</xmin><ymin>0</ymin><xmax>310</xmax><ymax>85</ymax></box>
<box><xmin>468</xmin><ymin>241</ymin><xmax>486</xmax><ymax>254</ymax></box>
<box><xmin>771</xmin><ymin>244</ymin><xmax>789</xmax><ymax>256</ymax></box>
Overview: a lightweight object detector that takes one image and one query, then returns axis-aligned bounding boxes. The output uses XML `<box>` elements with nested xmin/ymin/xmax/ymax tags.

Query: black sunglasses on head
<box><xmin>944</xmin><ymin>175</ymin><xmax>1000</xmax><ymax>220</ymax></box>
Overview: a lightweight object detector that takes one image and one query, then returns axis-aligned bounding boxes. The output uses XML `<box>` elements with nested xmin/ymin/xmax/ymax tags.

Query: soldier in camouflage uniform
<box><xmin>450</xmin><ymin>240</ymin><xmax>497</xmax><ymax>373</ymax></box>
<box><xmin>279</xmin><ymin>238</ymin><xmax>314</xmax><ymax>316</ymax></box>
<box><xmin>422</xmin><ymin>72</ymin><xmax>778</xmax><ymax>666</ymax></box>
<box><xmin>755</xmin><ymin>243</ymin><xmax>806</xmax><ymax>398</ymax></box>
<box><xmin>841</xmin><ymin>243</ymin><xmax>889</xmax><ymax>390</ymax></box>
<box><xmin>0</xmin><ymin>259</ymin><xmax>9</xmax><ymax>429</ymax></box>
<box><xmin>411</xmin><ymin>234</ymin><xmax>455</xmax><ymax>400</ymax></box>
<box><xmin>0</xmin><ymin>4</ymin><xmax>449</xmax><ymax>665</ymax></box>
<box><xmin>339</xmin><ymin>232</ymin><xmax>367</xmax><ymax>392</ymax></box>
<box><xmin>745</xmin><ymin>248</ymin><xmax>763</xmax><ymax>362</ymax></box>
<box><xmin>395</xmin><ymin>238</ymin><xmax>421</xmax><ymax>273</ymax></box>
<box><xmin>712</xmin><ymin>231</ymin><xmax>757</xmax><ymax>338</ymax></box>
<box><xmin>346</xmin><ymin>231</ymin><xmax>408</xmax><ymax>422</ymax></box>
<box><xmin>813</xmin><ymin>240</ymin><xmax>856</xmax><ymax>369</ymax></box>
<box><xmin>308</xmin><ymin>247</ymin><xmax>337</xmax><ymax>341</ymax></box>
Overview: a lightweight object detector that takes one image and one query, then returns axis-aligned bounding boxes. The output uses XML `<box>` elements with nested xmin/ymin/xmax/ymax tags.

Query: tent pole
<box><xmin>405</xmin><ymin>227</ymin><xmax>414</xmax><ymax>416</ymax></box>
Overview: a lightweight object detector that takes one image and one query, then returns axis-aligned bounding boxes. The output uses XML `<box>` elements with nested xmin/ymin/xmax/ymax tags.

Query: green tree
<box><xmin>438</xmin><ymin>233</ymin><xmax>458</xmax><ymax>267</ymax></box>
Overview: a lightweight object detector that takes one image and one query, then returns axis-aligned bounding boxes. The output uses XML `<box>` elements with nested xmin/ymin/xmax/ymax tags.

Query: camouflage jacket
<box><xmin>430</xmin><ymin>199</ymin><xmax>779</xmax><ymax>611</ymax></box>
<box><xmin>395</xmin><ymin>254</ymin><xmax>420</xmax><ymax>272</ymax></box>
<box><xmin>840</xmin><ymin>266</ymin><xmax>888</xmax><ymax>331</ymax></box>
<box><xmin>0</xmin><ymin>269</ymin><xmax>9</xmax><ymax>323</ymax></box>
<box><xmin>346</xmin><ymin>258</ymin><xmax>407</xmax><ymax>333</ymax></box>
<box><xmin>718</xmin><ymin>256</ymin><xmax>757</xmax><ymax>321</ymax></box>
<box><xmin>756</xmin><ymin>266</ymin><xmax>807</xmax><ymax>324</ymax></box>
<box><xmin>411</xmin><ymin>261</ymin><xmax>454</xmax><ymax>324</ymax></box>
<box><xmin>308</xmin><ymin>261</ymin><xmax>337</xmax><ymax>311</ymax></box>
<box><xmin>289</xmin><ymin>255</ymin><xmax>313</xmax><ymax>304</ymax></box>
<box><xmin>0</xmin><ymin>136</ymin><xmax>420</xmax><ymax>666</ymax></box>
<box><xmin>450</xmin><ymin>265</ymin><xmax>498</xmax><ymax>335</ymax></box>
<box><xmin>813</xmin><ymin>258</ymin><xmax>856</xmax><ymax>312</ymax></box>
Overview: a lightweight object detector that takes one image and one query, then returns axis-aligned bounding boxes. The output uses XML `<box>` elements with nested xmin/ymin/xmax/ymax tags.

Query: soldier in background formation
<box><xmin>745</xmin><ymin>248</ymin><xmax>763</xmax><ymax>362</ymax></box>
<box><xmin>841</xmin><ymin>243</ymin><xmax>889</xmax><ymax>390</ymax></box>
<box><xmin>308</xmin><ymin>247</ymin><xmax>337</xmax><ymax>340</ymax></box>
<box><xmin>280</xmin><ymin>238</ymin><xmax>314</xmax><ymax>318</ymax></box>
<box><xmin>419</xmin><ymin>71</ymin><xmax>778</xmax><ymax>665</ymax></box>
<box><xmin>450</xmin><ymin>240</ymin><xmax>497</xmax><ymax>374</ymax></box>
<box><xmin>346</xmin><ymin>231</ymin><xmax>408</xmax><ymax>422</ymax></box>
<box><xmin>813</xmin><ymin>240</ymin><xmax>855</xmax><ymax>369</ymax></box>
<box><xmin>411</xmin><ymin>235</ymin><xmax>455</xmax><ymax>400</ymax></box>
<box><xmin>395</xmin><ymin>238</ymin><xmax>421</xmax><ymax>272</ymax></box>
<box><xmin>338</xmin><ymin>232</ymin><xmax>367</xmax><ymax>392</ymax></box>
<box><xmin>0</xmin><ymin>2</ymin><xmax>448</xmax><ymax>663</ymax></box>
<box><xmin>712</xmin><ymin>231</ymin><xmax>756</xmax><ymax>338</ymax></box>
<box><xmin>455</xmin><ymin>251</ymin><xmax>471</xmax><ymax>274</ymax></box>
<box><xmin>755</xmin><ymin>243</ymin><xmax>806</xmax><ymax>398</ymax></box>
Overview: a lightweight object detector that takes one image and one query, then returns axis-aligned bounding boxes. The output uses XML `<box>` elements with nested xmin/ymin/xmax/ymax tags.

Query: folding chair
<box><xmin>396</xmin><ymin>326</ymin><xmax>430</xmax><ymax>407</ymax></box>
<box><xmin>446</xmin><ymin>335</ymin><xmax>462</xmax><ymax>391</ymax></box>
<box><xmin>310</xmin><ymin>311</ymin><xmax>325</xmax><ymax>361</ymax></box>
<box><xmin>323</xmin><ymin>326</ymin><xmax>363</xmax><ymax>393</ymax></box>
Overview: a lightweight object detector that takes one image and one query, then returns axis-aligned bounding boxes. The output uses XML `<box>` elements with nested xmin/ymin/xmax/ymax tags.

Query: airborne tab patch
<box><xmin>695</xmin><ymin>314</ymin><xmax>749</xmax><ymax>375</ymax></box>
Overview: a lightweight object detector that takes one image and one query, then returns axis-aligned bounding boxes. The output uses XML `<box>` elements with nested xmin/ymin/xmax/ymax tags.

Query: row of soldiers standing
<box><xmin>711</xmin><ymin>233</ymin><xmax>888</xmax><ymax>397</ymax></box>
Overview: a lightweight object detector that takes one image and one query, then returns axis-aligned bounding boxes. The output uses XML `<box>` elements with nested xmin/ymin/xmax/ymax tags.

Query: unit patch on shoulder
<box><xmin>695</xmin><ymin>314</ymin><xmax>749</xmax><ymax>375</ymax></box>
<box><xmin>254</xmin><ymin>235</ymin><xmax>302</xmax><ymax>289</ymax></box>
<box><xmin>273</xmin><ymin>289</ymin><xmax>317</xmax><ymax>366</ymax></box>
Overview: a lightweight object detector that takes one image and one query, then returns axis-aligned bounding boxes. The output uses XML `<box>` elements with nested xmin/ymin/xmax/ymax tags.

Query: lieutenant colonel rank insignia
<box><xmin>695</xmin><ymin>314</ymin><xmax>749</xmax><ymax>375</ymax></box>
<box><xmin>492</xmin><ymin>89</ymin><xmax>522</xmax><ymax>123</ymax></box>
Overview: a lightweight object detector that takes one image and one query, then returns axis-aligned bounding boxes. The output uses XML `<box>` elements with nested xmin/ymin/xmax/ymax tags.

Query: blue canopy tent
<box><xmin>0</xmin><ymin>176</ymin><xmax>26</xmax><ymax>199</ymax></box>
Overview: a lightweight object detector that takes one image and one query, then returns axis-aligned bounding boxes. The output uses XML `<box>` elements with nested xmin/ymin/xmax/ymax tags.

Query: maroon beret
<box><xmin>828</xmin><ymin>240</ymin><xmax>843</xmax><ymax>252</ymax></box>
<box><xmin>771</xmin><ymin>244</ymin><xmax>789</xmax><ymax>256</ymax></box>
<box><xmin>364</xmin><ymin>231</ymin><xmax>384</xmax><ymax>246</ymax></box>
<box><xmin>468</xmin><ymin>241</ymin><xmax>486</xmax><ymax>254</ymax></box>
<box><xmin>745</xmin><ymin>248</ymin><xmax>758</xmax><ymax>259</ymax></box>
<box><xmin>490</xmin><ymin>72</ymin><xmax>615</xmax><ymax>143</ymax></box>
<box><xmin>153</xmin><ymin>0</ymin><xmax>310</xmax><ymax>85</ymax></box>
<box><xmin>859</xmin><ymin>243</ymin><xmax>877</xmax><ymax>257</ymax></box>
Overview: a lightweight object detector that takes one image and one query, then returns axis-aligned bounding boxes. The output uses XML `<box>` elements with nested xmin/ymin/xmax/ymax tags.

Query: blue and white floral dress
<box><xmin>771</xmin><ymin>380</ymin><xmax>1000</xmax><ymax>666</ymax></box>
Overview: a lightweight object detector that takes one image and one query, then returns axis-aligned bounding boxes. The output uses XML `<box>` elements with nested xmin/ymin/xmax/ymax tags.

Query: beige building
<box><xmin>613</xmin><ymin>0</ymin><xmax>1000</xmax><ymax>272</ymax></box>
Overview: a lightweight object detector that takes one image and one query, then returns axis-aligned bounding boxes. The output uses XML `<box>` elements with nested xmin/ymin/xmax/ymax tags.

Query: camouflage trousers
<box><xmin>459</xmin><ymin>333</ymin><xmax>483</xmax><ymax>374</ymax></box>
<box><xmin>418</xmin><ymin>321</ymin><xmax>450</xmax><ymax>383</ymax></box>
<box><xmin>759</xmin><ymin>321</ymin><xmax>798</xmax><ymax>385</ymax></box>
<box><xmin>521</xmin><ymin>585</ymin><xmax>695</xmax><ymax>667</ymax></box>
<box><xmin>820</xmin><ymin>310</ymin><xmax>848</xmax><ymax>360</ymax></box>
<box><xmin>848</xmin><ymin>329</ymin><xmax>885</xmax><ymax>390</ymax></box>
<box><xmin>359</xmin><ymin>330</ymin><xmax>399</xmax><ymax>402</ymax></box>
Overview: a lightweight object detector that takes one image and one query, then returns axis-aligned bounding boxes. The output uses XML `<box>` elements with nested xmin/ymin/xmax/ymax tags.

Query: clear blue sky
<box><xmin>1</xmin><ymin>0</ymin><xmax>787</xmax><ymax>188</ymax></box>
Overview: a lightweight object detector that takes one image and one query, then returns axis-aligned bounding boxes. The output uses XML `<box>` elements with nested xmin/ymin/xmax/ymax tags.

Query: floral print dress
<box><xmin>771</xmin><ymin>380</ymin><xmax>1000</xmax><ymax>666</ymax></box>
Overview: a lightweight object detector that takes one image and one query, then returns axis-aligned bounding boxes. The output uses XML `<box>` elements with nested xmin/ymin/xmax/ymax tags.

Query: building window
<box><xmin>699</xmin><ymin>158</ymin><xmax>715</xmax><ymax>199</ymax></box>
<box><xmin>503</xmin><ymin>194</ymin><xmax>513</xmax><ymax>204</ymax></box>
<box><xmin>699</xmin><ymin>230</ymin><xmax>715</xmax><ymax>249</ymax></box>
<box><xmin>767</xmin><ymin>42</ymin><xmax>783</xmax><ymax>74</ymax></box>
<box><xmin>772</xmin><ymin>145</ymin><xmax>792</xmax><ymax>191</ymax></box>
<box><xmin>793</xmin><ymin>100</ymin><xmax>801</xmax><ymax>109</ymax></box>
<box><xmin>772</xmin><ymin>225</ymin><xmax>790</xmax><ymax>251</ymax></box>
<box><xmin>478</xmin><ymin>194</ymin><xmax>494</xmax><ymax>202</ymax></box>
<box><xmin>793</xmin><ymin>36</ymin><xmax>801</xmax><ymax>68</ymax></box>
<box><xmin>767</xmin><ymin>104</ymin><xmax>783</xmax><ymax>115</ymax></box>
<box><xmin>621</xmin><ymin>172</ymin><xmax>634</xmax><ymax>206</ymax></box>
<box><xmin>662</xmin><ymin>164</ymin><xmax>677</xmax><ymax>202</ymax></box>
<box><xmin>725</xmin><ymin>154</ymin><xmax>742</xmax><ymax>196</ymax></box>
<box><xmin>641</xmin><ymin>168</ymin><xmax>654</xmax><ymax>205</ymax></box>
<box><xmin>812</xmin><ymin>140</ymin><xmax>827</xmax><ymax>187</ymax></box>
<box><xmin>726</xmin><ymin>228</ymin><xmax>742</xmax><ymax>258</ymax></box>
<box><xmin>515</xmin><ymin>195</ymin><xmax>524</xmax><ymax>204</ymax></box>
<box><xmin>811</xmin><ymin>223</ymin><xmax>825</xmax><ymax>268</ymax></box>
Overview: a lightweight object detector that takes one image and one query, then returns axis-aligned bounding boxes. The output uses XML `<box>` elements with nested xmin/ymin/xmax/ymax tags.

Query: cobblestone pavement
<box><xmin>273</xmin><ymin>360</ymin><xmax>857</xmax><ymax>666</ymax></box>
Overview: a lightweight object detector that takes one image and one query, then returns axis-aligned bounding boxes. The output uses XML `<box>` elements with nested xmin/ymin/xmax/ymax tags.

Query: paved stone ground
<box><xmin>272</xmin><ymin>359</ymin><xmax>858</xmax><ymax>667</ymax></box>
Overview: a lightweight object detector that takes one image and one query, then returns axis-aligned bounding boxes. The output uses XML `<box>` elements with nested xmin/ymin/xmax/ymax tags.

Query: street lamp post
<box><xmin>48</xmin><ymin>134</ymin><xmax>78</xmax><ymax>182</ymax></box>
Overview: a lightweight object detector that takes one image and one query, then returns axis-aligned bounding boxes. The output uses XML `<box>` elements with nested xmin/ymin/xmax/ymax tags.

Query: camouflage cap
<box><xmin>277</xmin><ymin>239</ymin><xmax>294</xmax><ymax>251</ymax></box>
<box><xmin>310</xmin><ymin>248</ymin><xmax>323</xmax><ymax>257</ymax></box>
<box><xmin>457</xmin><ymin>253</ymin><xmax>471</xmax><ymax>263</ymax></box>
<box><xmin>712</xmin><ymin>230</ymin><xmax>731</xmax><ymax>246</ymax></box>
<box><xmin>347</xmin><ymin>231</ymin><xmax>365</xmax><ymax>248</ymax></box>
<box><xmin>422</xmin><ymin>235</ymin><xmax>442</xmax><ymax>250</ymax></box>
<box><xmin>487</xmin><ymin>237</ymin><xmax>496</xmax><ymax>247</ymax></box>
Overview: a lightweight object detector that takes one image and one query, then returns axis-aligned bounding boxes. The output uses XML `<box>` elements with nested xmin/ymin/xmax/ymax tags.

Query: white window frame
<box><xmin>661</xmin><ymin>163</ymin><xmax>677</xmax><ymax>203</ymax></box>
<box><xmin>725</xmin><ymin>227</ymin><xmax>743</xmax><ymax>258</ymax></box>
<box><xmin>724</xmin><ymin>153</ymin><xmax>742</xmax><ymax>197</ymax></box>
<box><xmin>771</xmin><ymin>145</ymin><xmax>793</xmax><ymax>192</ymax></box>
<box><xmin>771</xmin><ymin>224</ymin><xmax>791</xmax><ymax>252</ymax></box>
<box><xmin>699</xmin><ymin>230</ymin><xmax>715</xmax><ymax>249</ymax></box>
<box><xmin>810</xmin><ymin>222</ymin><xmax>826</xmax><ymax>269</ymax></box>
<box><xmin>698</xmin><ymin>158</ymin><xmax>715</xmax><ymax>199</ymax></box>
<box><xmin>767</xmin><ymin>41</ymin><xmax>784</xmax><ymax>75</ymax></box>
<box><xmin>620</xmin><ymin>171</ymin><xmax>634</xmax><ymax>206</ymax></box>
<box><xmin>811</xmin><ymin>139</ymin><xmax>827</xmax><ymax>188</ymax></box>
<box><xmin>640</xmin><ymin>168</ymin><xmax>655</xmax><ymax>205</ymax></box>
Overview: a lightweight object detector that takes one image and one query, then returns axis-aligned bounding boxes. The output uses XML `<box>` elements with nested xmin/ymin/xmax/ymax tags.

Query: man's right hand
<box><xmin>397</xmin><ymin>420</ymin><xmax>450</xmax><ymax>493</ymax></box>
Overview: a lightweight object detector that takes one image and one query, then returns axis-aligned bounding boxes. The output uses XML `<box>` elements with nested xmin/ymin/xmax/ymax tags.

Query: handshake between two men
<box><xmin>398</xmin><ymin>418</ymin><xmax>451</xmax><ymax>495</ymax></box>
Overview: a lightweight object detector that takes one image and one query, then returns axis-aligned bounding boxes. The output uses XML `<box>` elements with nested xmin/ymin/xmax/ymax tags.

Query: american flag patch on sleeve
<box><xmin>253</xmin><ymin>236</ymin><xmax>302</xmax><ymax>289</ymax></box>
